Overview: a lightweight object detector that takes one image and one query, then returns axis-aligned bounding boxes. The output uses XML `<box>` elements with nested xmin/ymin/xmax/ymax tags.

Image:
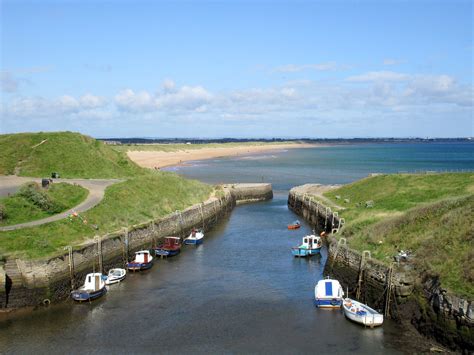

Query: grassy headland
<box><xmin>323</xmin><ymin>173</ymin><xmax>474</xmax><ymax>298</ymax></box>
<box><xmin>0</xmin><ymin>182</ymin><xmax>88</xmax><ymax>226</ymax></box>
<box><xmin>0</xmin><ymin>132</ymin><xmax>214</xmax><ymax>260</ymax></box>
<box><xmin>0</xmin><ymin>131</ymin><xmax>143</xmax><ymax>178</ymax></box>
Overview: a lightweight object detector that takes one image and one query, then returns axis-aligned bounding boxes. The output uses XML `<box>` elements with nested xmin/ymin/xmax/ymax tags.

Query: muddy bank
<box><xmin>0</xmin><ymin>183</ymin><xmax>272</xmax><ymax>310</ymax></box>
<box><xmin>288</xmin><ymin>184</ymin><xmax>473</xmax><ymax>353</ymax></box>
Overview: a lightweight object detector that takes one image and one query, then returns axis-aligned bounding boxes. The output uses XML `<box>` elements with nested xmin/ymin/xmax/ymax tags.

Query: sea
<box><xmin>1</xmin><ymin>142</ymin><xmax>472</xmax><ymax>354</ymax></box>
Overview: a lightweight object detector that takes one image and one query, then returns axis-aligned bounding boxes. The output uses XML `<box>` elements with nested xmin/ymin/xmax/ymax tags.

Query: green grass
<box><xmin>0</xmin><ymin>171</ymin><xmax>213</xmax><ymax>259</ymax></box>
<box><xmin>323</xmin><ymin>173</ymin><xmax>474</xmax><ymax>298</ymax></box>
<box><xmin>0</xmin><ymin>131</ymin><xmax>144</xmax><ymax>178</ymax></box>
<box><xmin>0</xmin><ymin>183</ymin><xmax>88</xmax><ymax>226</ymax></box>
<box><xmin>112</xmin><ymin>141</ymin><xmax>303</xmax><ymax>152</ymax></box>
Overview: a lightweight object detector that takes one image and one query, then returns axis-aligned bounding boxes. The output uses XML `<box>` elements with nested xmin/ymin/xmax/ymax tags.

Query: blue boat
<box><xmin>314</xmin><ymin>277</ymin><xmax>344</xmax><ymax>308</ymax></box>
<box><xmin>71</xmin><ymin>273</ymin><xmax>107</xmax><ymax>302</ymax></box>
<box><xmin>184</xmin><ymin>228</ymin><xmax>204</xmax><ymax>245</ymax></box>
<box><xmin>127</xmin><ymin>250</ymin><xmax>154</xmax><ymax>271</ymax></box>
<box><xmin>291</xmin><ymin>234</ymin><xmax>322</xmax><ymax>257</ymax></box>
<box><xmin>153</xmin><ymin>237</ymin><xmax>182</xmax><ymax>257</ymax></box>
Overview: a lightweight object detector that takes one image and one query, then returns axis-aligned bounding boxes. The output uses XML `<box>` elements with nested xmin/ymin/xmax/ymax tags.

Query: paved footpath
<box><xmin>0</xmin><ymin>176</ymin><xmax>122</xmax><ymax>231</ymax></box>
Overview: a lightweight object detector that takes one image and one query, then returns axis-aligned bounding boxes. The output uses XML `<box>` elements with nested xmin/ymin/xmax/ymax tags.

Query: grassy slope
<box><xmin>0</xmin><ymin>131</ymin><xmax>143</xmax><ymax>178</ymax></box>
<box><xmin>0</xmin><ymin>171</ymin><xmax>213</xmax><ymax>259</ymax></box>
<box><xmin>324</xmin><ymin>173</ymin><xmax>474</xmax><ymax>298</ymax></box>
<box><xmin>112</xmin><ymin>141</ymin><xmax>302</xmax><ymax>152</ymax></box>
<box><xmin>0</xmin><ymin>183</ymin><xmax>88</xmax><ymax>226</ymax></box>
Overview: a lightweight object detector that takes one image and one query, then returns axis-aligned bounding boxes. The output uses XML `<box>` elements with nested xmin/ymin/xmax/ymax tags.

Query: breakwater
<box><xmin>0</xmin><ymin>183</ymin><xmax>272</xmax><ymax>309</ymax></box>
<box><xmin>288</xmin><ymin>184</ymin><xmax>473</xmax><ymax>352</ymax></box>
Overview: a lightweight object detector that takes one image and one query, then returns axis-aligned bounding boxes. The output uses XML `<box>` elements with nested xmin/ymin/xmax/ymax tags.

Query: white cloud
<box><xmin>346</xmin><ymin>71</ymin><xmax>410</xmax><ymax>82</ymax></box>
<box><xmin>1</xmin><ymin>72</ymin><xmax>19</xmax><ymax>93</ymax></box>
<box><xmin>115</xmin><ymin>82</ymin><xmax>213</xmax><ymax>113</ymax></box>
<box><xmin>274</xmin><ymin>62</ymin><xmax>339</xmax><ymax>73</ymax></box>
<box><xmin>383</xmin><ymin>58</ymin><xmax>402</xmax><ymax>66</ymax></box>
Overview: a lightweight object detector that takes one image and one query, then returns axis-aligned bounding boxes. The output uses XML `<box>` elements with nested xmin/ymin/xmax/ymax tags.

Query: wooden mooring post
<box><xmin>64</xmin><ymin>245</ymin><xmax>75</xmax><ymax>290</ymax></box>
<box><xmin>95</xmin><ymin>235</ymin><xmax>103</xmax><ymax>274</ymax></box>
<box><xmin>385</xmin><ymin>263</ymin><xmax>395</xmax><ymax>317</ymax></box>
<box><xmin>356</xmin><ymin>250</ymin><xmax>371</xmax><ymax>300</ymax></box>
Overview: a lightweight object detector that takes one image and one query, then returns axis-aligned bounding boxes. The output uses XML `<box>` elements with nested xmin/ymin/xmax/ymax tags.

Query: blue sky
<box><xmin>1</xmin><ymin>0</ymin><xmax>472</xmax><ymax>138</ymax></box>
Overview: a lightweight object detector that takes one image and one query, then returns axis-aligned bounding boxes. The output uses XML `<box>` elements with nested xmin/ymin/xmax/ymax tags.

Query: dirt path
<box><xmin>0</xmin><ymin>176</ymin><xmax>122</xmax><ymax>231</ymax></box>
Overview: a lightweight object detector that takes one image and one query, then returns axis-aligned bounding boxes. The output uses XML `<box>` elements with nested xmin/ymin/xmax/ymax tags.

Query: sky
<box><xmin>1</xmin><ymin>0</ymin><xmax>473</xmax><ymax>138</ymax></box>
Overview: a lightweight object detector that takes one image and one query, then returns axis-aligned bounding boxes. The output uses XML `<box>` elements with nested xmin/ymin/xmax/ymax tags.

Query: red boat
<box><xmin>288</xmin><ymin>220</ymin><xmax>301</xmax><ymax>230</ymax></box>
<box><xmin>153</xmin><ymin>236</ymin><xmax>182</xmax><ymax>257</ymax></box>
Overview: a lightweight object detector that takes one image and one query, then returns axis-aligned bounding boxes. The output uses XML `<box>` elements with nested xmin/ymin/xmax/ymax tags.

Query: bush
<box><xmin>17</xmin><ymin>182</ymin><xmax>65</xmax><ymax>214</ymax></box>
<box><xmin>0</xmin><ymin>203</ymin><xmax>6</xmax><ymax>221</ymax></box>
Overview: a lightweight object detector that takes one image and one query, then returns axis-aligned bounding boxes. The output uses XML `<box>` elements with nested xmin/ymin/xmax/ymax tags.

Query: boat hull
<box><xmin>71</xmin><ymin>287</ymin><xmax>107</xmax><ymax>302</ymax></box>
<box><xmin>314</xmin><ymin>298</ymin><xmax>343</xmax><ymax>308</ymax></box>
<box><xmin>105</xmin><ymin>274</ymin><xmax>126</xmax><ymax>285</ymax></box>
<box><xmin>288</xmin><ymin>225</ymin><xmax>301</xmax><ymax>230</ymax></box>
<box><xmin>343</xmin><ymin>299</ymin><xmax>383</xmax><ymax>327</ymax></box>
<box><xmin>184</xmin><ymin>238</ymin><xmax>203</xmax><ymax>245</ymax></box>
<box><xmin>154</xmin><ymin>248</ymin><xmax>180</xmax><ymax>257</ymax></box>
<box><xmin>291</xmin><ymin>248</ymin><xmax>321</xmax><ymax>257</ymax></box>
<box><xmin>127</xmin><ymin>261</ymin><xmax>153</xmax><ymax>271</ymax></box>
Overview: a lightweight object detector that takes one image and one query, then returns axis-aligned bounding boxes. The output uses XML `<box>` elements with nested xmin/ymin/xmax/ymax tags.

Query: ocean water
<box><xmin>167</xmin><ymin>142</ymin><xmax>474</xmax><ymax>191</ymax></box>
<box><xmin>1</xmin><ymin>142</ymin><xmax>471</xmax><ymax>354</ymax></box>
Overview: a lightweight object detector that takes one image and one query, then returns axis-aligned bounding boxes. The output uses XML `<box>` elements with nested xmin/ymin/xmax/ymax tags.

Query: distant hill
<box><xmin>0</xmin><ymin>131</ymin><xmax>144</xmax><ymax>178</ymax></box>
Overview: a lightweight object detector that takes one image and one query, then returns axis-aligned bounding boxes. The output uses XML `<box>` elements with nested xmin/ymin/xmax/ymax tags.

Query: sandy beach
<box><xmin>127</xmin><ymin>143</ymin><xmax>319</xmax><ymax>169</ymax></box>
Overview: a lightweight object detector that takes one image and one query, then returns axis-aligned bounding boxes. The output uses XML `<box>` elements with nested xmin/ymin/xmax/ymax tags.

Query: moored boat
<box><xmin>287</xmin><ymin>220</ymin><xmax>301</xmax><ymax>230</ymax></box>
<box><xmin>184</xmin><ymin>228</ymin><xmax>204</xmax><ymax>245</ymax></box>
<box><xmin>127</xmin><ymin>250</ymin><xmax>154</xmax><ymax>271</ymax></box>
<box><xmin>105</xmin><ymin>268</ymin><xmax>127</xmax><ymax>285</ymax></box>
<box><xmin>291</xmin><ymin>234</ymin><xmax>322</xmax><ymax>257</ymax></box>
<box><xmin>314</xmin><ymin>277</ymin><xmax>344</xmax><ymax>308</ymax></box>
<box><xmin>153</xmin><ymin>236</ymin><xmax>182</xmax><ymax>257</ymax></box>
<box><xmin>71</xmin><ymin>273</ymin><xmax>107</xmax><ymax>302</ymax></box>
<box><xmin>342</xmin><ymin>298</ymin><xmax>384</xmax><ymax>327</ymax></box>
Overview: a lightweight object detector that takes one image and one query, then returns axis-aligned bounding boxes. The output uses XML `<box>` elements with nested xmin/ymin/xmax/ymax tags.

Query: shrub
<box><xmin>17</xmin><ymin>182</ymin><xmax>65</xmax><ymax>213</ymax></box>
<box><xmin>0</xmin><ymin>203</ymin><xmax>6</xmax><ymax>221</ymax></box>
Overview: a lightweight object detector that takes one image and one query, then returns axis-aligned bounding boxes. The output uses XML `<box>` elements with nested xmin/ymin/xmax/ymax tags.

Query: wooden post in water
<box><xmin>199</xmin><ymin>203</ymin><xmax>205</xmax><ymax>230</ymax></box>
<box><xmin>64</xmin><ymin>246</ymin><xmax>75</xmax><ymax>290</ymax></box>
<box><xmin>95</xmin><ymin>236</ymin><xmax>103</xmax><ymax>274</ymax></box>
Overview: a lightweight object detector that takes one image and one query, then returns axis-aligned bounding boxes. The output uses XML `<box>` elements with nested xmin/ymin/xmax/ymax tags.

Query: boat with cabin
<box><xmin>71</xmin><ymin>273</ymin><xmax>107</xmax><ymax>302</ymax></box>
<box><xmin>127</xmin><ymin>250</ymin><xmax>153</xmax><ymax>271</ymax></box>
<box><xmin>154</xmin><ymin>236</ymin><xmax>182</xmax><ymax>257</ymax></box>
<box><xmin>342</xmin><ymin>298</ymin><xmax>384</xmax><ymax>327</ymax></box>
<box><xmin>287</xmin><ymin>220</ymin><xmax>301</xmax><ymax>230</ymax></box>
<box><xmin>314</xmin><ymin>277</ymin><xmax>344</xmax><ymax>308</ymax></box>
<box><xmin>184</xmin><ymin>228</ymin><xmax>204</xmax><ymax>245</ymax></box>
<box><xmin>291</xmin><ymin>234</ymin><xmax>322</xmax><ymax>257</ymax></box>
<box><xmin>105</xmin><ymin>268</ymin><xmax>127</xmax><ymax>285</ymax></box>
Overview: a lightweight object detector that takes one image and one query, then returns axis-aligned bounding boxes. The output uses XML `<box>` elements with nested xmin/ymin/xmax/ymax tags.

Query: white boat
<box><xmin>105</xmin><ymin>268</ymin><xmax>127</xmax><ymax>285</ymax></box>
<box><xmin>291</xmin><ymin>234</ymin><xmax>322</xmax><ymax>257</ymax></box>
<box><xmin>71</xmin><ymin>273</ymin><xmax>107</xmax><ymax>302</ymax></box>
<box><xmin>342</xmin><ymin>298</ymin><xmax>384</xmax><ymax>327</ymax></box>
<box><xmin>314</xmin><ymin>277</ymin><xmax>344</xmax><ymax>308</ymax></box>
<box><xmin>184</xmin><ymin>228</ymin><xmax>204</xmax><ymax>245</ymax></box>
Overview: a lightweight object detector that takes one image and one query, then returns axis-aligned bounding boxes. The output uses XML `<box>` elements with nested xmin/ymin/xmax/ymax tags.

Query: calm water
<box><xmin>1</xmin><ymin>142</ymin><xmax>472</xmax><ymax>354</ymax></box>
<box><xmin>168</xmin><ymin>142</ymin><xmax>474</xmax><ymax>190</ymax></box>
<box><xmin>1</xmin><ymin>195</ymin><xmax>400</xmax><ymax>354</ymax></box>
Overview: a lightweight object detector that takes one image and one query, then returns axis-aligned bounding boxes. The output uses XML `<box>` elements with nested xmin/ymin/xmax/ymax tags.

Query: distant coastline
<box><xmin>125</xmin><ymin>142</ymin><xmax>319</xmax><ymax>169</ymax></box>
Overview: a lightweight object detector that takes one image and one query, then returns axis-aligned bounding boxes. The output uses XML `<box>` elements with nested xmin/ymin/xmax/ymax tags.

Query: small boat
<box><xmin>287</xmin><ymin>220</ymin><xmax>301</xmax><ymax>230</ymax></box>
<box><xmin>71</xmin><ymin>273</ymin><xmax>107</xmax><ymax>302</ymax></box>
<box><xmin>343</xmin><ymin>298</ymin><xmax>384</xmax><ymax>327</ymax></box>
<box><xmin>291</xmin><ymin>234</ymin><xmax>322</xmax><ymax>257</ymax></box>
<box><xmin>153</xmin><ymin>236</ymin><xmax>182</xmax><ymax>257</ymax></box>
<box><xmin>314</xmin><ymin>277</ymin><xmax>344</xmax><ymax>308</ymax></box>
<box><xmin>127</xmin><ymin>250</ymin><xmax>153</xmax><ymax>271</ymax></box>
<box><xmin>104</xmin><ymin>268</ymin><xmax>127</xmax><ymax>285</ymax></box>
<box><xmin>184</xmin><ymin>228</ymin><xmax>204</xmax><ymax>245</ymax></box>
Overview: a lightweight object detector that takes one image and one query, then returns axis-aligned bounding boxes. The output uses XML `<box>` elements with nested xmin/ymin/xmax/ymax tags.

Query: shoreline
<box><xmin>126</xmin><ymin>143</ymin><xmax>321</xmax><ymax>169</ymax></box>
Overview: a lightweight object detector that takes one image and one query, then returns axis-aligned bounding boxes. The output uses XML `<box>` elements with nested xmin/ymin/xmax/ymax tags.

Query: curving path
<box><xmin>0</xmin><ymin>176</ymin><xmax>123</xmax><ymax>231</ymax></box>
